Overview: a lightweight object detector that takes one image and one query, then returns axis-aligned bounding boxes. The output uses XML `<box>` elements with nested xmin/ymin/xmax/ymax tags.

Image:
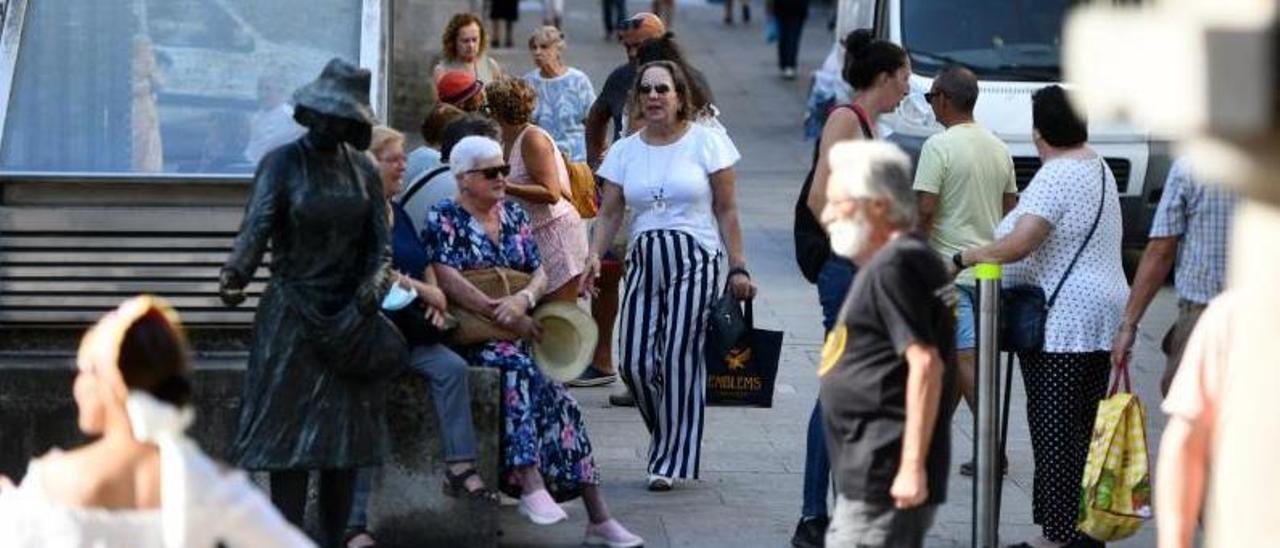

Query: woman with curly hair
<box><xmin>434</xmin><ymin>13</ymin><xmax>505</xmax><ymax>84</ymax></box>
<box><xmin>485</xmin><ymin>77</ymin><xmax>589</xmax><ymax>302</ymax></box>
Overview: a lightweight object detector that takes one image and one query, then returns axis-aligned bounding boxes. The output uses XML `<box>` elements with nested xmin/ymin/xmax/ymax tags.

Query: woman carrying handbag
<box><xmin>955</xmin><ymin>86</ymin><xmax>1128</xmax><ymax>548</ymax></box>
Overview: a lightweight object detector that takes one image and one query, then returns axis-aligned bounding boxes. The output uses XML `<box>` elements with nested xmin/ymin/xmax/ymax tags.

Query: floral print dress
<box><xmin>422</xmin><ymin>199</ymin><xmax>598</xmax><ymax>501</ymax></box>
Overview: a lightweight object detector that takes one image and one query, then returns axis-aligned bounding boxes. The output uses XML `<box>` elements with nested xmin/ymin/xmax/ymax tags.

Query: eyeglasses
<box><xmin>467</xmin><ymin>165</ymin><xmax>510</xmax><ymax>179</ymax></box>
<box><xmin>618</xmin><ymin>17</ymin><xmax>644</xmax><ymax>31</ymax></box>
<box><xmin>638</xmin><ymin>83</ymin><xmax>672</xmax><ymax>96</ymax></box>
<box><xmin>924</xmin><ymin>90</ymin><xmax>943</xmax><ymax>103</ymax></box>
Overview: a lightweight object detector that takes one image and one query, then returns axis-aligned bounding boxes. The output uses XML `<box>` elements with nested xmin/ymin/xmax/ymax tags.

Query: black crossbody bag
<box><xmin>1000</xmin><ymin>160</ymin><xmax>1106</xmax><ymax>353</ymax></box>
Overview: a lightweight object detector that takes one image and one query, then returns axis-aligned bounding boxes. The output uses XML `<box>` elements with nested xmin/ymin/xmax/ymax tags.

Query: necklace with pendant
<box><xmin>644</xmin><ymin>129</ymin><xmax>675</xmax><ymax>213</ymax></box>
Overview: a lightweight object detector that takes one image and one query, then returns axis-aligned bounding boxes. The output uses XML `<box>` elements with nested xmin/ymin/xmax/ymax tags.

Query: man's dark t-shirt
<box><xmin>819</xmin><ymin>235</ymin><xmax>957</xmax><ymax>506</ymax></box>
<box><xmin>598</xmin><ymin>63</ymin><xmax>637</xmax><ymax>142</ymax></box>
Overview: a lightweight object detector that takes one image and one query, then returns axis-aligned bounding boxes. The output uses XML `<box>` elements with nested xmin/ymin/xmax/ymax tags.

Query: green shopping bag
<box><xmin>1077</xmin><ymin>360</ymin><xmax>1153</xmax><ymax>540</ymax></box>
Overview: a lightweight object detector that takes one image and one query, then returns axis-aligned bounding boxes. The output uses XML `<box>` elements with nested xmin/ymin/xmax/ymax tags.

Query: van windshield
<box><xmin>901</xmin><ymin>0</ymin><xmax>1070</xmax><ymax>81</ymax></box>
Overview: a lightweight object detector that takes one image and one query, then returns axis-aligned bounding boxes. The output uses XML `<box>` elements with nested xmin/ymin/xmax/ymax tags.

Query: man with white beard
<box><xmin>816</xmin><ymin>140</ymin><xmax>957</xmax><ymax>547</ymax></box>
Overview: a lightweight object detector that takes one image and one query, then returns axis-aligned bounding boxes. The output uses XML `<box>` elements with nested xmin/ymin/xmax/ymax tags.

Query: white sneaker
<box><xmin>584</xmin><ymin>518</ymin><xmax>645</xmax><ymax>548</ymax></box>
<box><xmin>518</xmin><ymin>489</ymin><xmax>568</xmax><ymax>525</ymax></box>
<box><xmin>782</xmin><ymin>67</ymin><xmax>797</xmax><ymax>80</ymax></box>
<box><xmin>646</xmin><ymin>474</ymin><xmax>672</xmax><ymax>492</ymax></box>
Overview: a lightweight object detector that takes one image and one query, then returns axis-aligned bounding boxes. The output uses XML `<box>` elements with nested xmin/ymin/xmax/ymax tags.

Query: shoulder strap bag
<box><xmin>793</xmin><ymin>104</ymin><xmax>873</xmax><ymax>284</ymax></box>
<box><xmin>401</xmin><ymin>165</ymin><xmax>451</xmax><ymax>206</ymax></box>
<box><xmin>999</xmin><ymin>160</ymin><xmax>1107</xmax><ymax>352</ymax></box>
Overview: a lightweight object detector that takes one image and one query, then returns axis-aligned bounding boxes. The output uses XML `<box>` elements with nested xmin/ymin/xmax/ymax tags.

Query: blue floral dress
<box><xmin>422</xmin><ymin>199</ymin><xmax>598</xmax><ymax>501</ymax></box>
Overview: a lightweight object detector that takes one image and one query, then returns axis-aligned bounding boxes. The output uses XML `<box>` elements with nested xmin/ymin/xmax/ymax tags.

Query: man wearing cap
<box><xmin>436</xmin><ymin>70</ymin><xmax>487</xmax><ymax>113</ymax></box>
<box><xmin>912</xmin><ymin>66</ymin><xmax>1017</xmax><ymax>477</ymax></box>
<box><xmin>574</xmin><ymin>12</ymin><xmax>667</xmax><ymax>397</ymax></box>
<box><xmin>585</xmin><ymin>12</ymin><xmax>666</xmax><ymax>170</ymax></box>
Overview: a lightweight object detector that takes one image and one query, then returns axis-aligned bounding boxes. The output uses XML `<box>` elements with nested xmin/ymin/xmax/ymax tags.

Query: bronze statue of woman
<box><xmin>219</xmin><ymin>58</ymin><xmax>405</xmax><ymax>545</ymax></box>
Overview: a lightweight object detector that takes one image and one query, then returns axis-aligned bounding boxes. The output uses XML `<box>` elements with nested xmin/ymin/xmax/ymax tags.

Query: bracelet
<box><xmin>517</xmin><ymin>289</ymin><xmax>536</xmax><ymax>308</ymax></box>
<box><xmin>728</xmin><ymin>267</ymin><xmax>750</xmax><ymax>280</ymax></box>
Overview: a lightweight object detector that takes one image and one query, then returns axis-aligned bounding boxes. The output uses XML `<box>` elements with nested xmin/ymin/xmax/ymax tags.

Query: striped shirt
<box><xmin>1148</xmin><ymin>159</ymin><xmax>1237</xmax><ymax>304</ymax></box>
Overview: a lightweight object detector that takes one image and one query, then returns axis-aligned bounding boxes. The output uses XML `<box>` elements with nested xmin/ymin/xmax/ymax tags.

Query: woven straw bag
<box><xmin>447</xmin><ymin>267</ymin><xmax>533</xmax><ymax>345</ymax></box>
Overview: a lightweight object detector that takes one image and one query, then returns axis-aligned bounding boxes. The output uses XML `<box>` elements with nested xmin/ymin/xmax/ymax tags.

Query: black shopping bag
<box><xmin>705</xmin><ymin>298</ymin><xmax>784</xmax><ymax>407</ymax></box>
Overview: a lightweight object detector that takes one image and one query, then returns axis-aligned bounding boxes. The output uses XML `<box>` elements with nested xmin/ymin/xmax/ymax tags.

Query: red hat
<box><xmin>436</xmin><ymin>70</ymin><xmax>484</xmax><ymax>106</ymax></box>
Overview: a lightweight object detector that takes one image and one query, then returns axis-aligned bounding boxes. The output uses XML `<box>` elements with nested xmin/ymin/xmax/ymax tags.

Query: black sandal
<box><xmin>442</xmin><ymin>468</ymin><xmax>500</xmax><ymax>503</ymax></box>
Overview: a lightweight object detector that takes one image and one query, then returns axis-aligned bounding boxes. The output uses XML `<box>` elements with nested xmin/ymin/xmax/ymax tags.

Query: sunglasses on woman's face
<box><xmin>638</xmin><ymin>83</ymin><xmax>672</xmax><ymax>96</ymax></box>
<box><xmin>468</xmin><ymin>165</ymin><xmax>510</xmax><ymax>180</ymax></box>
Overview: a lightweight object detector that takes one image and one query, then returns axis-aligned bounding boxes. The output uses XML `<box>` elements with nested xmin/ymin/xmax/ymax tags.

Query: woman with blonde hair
<box><xmin>523</xmin><ymin>26</ymin><xmax>597</xmax><ymax>163</ymax></box>
<box><xmin>485</xmin><ymin>77</ymin><xmax>589</xmax><ymax>303</ymax></box>
<box><xmin>0</xmin><ymin>296</ymin><xmax>311</xmax><ymax>547</ymax></box>
<box><xmin>343</xmin><ymin>126</ymin><xmax>495</xmax><ymax>548</ymax></box>
<box><xmin>434</xmin><ymin>13</ymin><xmax>505</xmax><ymax>83</ymax></box>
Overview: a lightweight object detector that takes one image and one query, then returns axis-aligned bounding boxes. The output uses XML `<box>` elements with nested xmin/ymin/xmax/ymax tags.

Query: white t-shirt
<box><xmin>596</xmin><ymin>124</ymin><xmax>740</xmax><ymax>253</ymax></box>
<box><xmin>997</xmin><ymin>156</ymin><xmax>1129</xmax><ymax>353</ymax></box>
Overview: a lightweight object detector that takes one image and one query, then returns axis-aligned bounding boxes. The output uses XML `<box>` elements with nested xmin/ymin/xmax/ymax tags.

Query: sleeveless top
<box><xmin>507</xmin><ymin>125</ymin><xmax>575</xmax><ymax>229</ymax></box>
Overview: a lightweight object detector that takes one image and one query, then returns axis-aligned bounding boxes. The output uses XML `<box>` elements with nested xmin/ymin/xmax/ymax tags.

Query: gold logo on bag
<box><xmin>726</xmin><ymin>348</ymin><xmax>752</xmax><ymax>370</ymax></box>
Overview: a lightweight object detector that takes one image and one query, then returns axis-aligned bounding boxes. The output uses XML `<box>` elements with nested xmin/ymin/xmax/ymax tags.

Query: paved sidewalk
<box><xmin>494</xmin><ymin>1</ymin><xmax>1171</xmax><ymax>546</ymax></box>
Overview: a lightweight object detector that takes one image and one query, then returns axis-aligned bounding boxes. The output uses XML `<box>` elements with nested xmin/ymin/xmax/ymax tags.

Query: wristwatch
<box><xmin>951</xmin><ymin>252</ymin><xmax>965</xmax><ymax>270</ymax></box>
<box><xmin>518</xmin><ymin>289</ymin><xmax>536</xmax><ymax>309</ymax></box>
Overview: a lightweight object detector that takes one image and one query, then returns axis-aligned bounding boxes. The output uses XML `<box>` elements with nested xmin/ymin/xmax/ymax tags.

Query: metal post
<box><xmin>973</xmin><ymin>263</ymin><xmax>1002</xmax><ymax>547</ymax></box>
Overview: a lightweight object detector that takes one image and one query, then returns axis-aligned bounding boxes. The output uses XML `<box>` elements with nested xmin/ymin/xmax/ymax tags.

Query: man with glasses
<box><xmin>912</xmin><ymin>66</ymin><xmax>1017</xmax><ymax>478</ymax></box>
<box><xmin>586</xmin><ymin>12</ymin><xmax>667</xmax><ymax>169</ymax></box>
<box><xmin>576</xmin><ymin>12</ymin><xmax>666</xmax><ymax>397</ymax></box>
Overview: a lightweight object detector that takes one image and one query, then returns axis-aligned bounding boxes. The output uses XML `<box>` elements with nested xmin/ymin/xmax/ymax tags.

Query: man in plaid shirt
<box><xmin>1112</xmin><ymin>158</ymin><xmax>1237</xmax><ymax>394</ymax></box>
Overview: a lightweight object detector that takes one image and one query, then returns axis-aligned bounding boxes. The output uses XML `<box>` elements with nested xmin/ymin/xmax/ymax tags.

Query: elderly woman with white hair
<box><xmin>523</xmin><ymin>26</ymin><xmax>597</xmax><ymax>164</ymax></box>
<box><xmin>422</xmin><ymin>136</ymin><xmax>642</xmax><ymax>547</ymax></box>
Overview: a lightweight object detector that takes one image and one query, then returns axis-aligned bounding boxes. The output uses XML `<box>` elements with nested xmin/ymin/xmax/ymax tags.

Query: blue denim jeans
<box><xmin>602</xmin><ymin>0</ymin><xmax>627</xmax><ymax>32</ymax></box>
<box><xmin>347</xmin><ymin>344</ymin><xmax>477</xmax><ymax>531</ymax></box>
<box><xmin>803</xmin><ymin>256</ymin><xmax>856</xmax><ymax>519</ymax></box>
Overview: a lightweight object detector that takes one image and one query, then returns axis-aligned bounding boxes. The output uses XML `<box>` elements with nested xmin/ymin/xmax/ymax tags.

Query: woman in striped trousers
<box><xmin>583</xmin><ymin>61</ymin><xmax>755</xmax><ymax>490</ymax></box>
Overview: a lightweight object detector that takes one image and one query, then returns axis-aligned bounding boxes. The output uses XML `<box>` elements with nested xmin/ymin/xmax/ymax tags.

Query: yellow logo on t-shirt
<box><xmin>818</xmin><ymin>325</ymin><xmax>847</xmax><ymax>378</ymax></box>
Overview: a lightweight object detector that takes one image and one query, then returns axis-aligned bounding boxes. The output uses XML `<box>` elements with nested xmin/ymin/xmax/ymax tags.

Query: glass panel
<box><xmin>902</xmin><ymin>0</ymin><xmax>1070</xmax><ymax>81</ymax></box>
<box><xmin>0</xmin><ymin>0</ymin><xmax>362</xmax><ymax>175</ymax></box>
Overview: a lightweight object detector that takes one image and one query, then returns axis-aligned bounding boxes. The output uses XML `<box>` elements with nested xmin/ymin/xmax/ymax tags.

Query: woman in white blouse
<box><xmin>956</xmin><ymin>85</ymin><xmax>1128</xmax><ymax>548</ymax></box>
<box><xmin>0</xmin><ymin>296</ymin><xmax>311</xmax><ymax>548</ymax></box>
<box><xmin>582</xmin><ymin>60</ymin><xmax>756</xmax><ymax>491</ymax></box>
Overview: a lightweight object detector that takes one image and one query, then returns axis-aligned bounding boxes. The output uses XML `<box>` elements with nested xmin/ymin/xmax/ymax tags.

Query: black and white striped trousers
<box><xmin>619</xmin><ymin>230</ymin><xmax>721</xmax><ymax>479</ymax></box>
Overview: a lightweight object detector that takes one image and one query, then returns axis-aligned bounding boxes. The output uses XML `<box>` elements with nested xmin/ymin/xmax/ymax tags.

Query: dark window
<box><xmin>902</xmin><ymin>0</ymin><xmax>1070</xmax><ymax>81</ymax></box>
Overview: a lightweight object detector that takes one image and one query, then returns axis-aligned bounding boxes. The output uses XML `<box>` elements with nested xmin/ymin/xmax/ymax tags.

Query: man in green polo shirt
<box><xmin>913</xmin><ymin>66</ymin><xmax>1018</xmax><ymax>476</ymax></box>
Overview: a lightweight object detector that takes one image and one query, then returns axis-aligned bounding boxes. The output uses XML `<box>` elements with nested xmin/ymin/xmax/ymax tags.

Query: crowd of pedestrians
<box><xmin>0</xmin><ymin>4</ymin><xmax>1244</xmax><ymax>548</ymax></box>
<box><xmin>790</xmin><ymin>21</ymin><xmax>1236</xmax><ymax>548</ymax></box>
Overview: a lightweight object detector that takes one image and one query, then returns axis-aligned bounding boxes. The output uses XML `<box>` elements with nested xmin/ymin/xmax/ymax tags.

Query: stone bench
<box><xmin>0</xmin><ymin>357</ymin><xmax>500</xmax><ymax>547</ymax></box>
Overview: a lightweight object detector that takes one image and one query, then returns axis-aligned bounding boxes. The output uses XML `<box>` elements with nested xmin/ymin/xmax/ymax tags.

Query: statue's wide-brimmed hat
<box><xmin>531</xmin><ymin>302</ymin><xmax>597</xmax><ymax>383</ymax></box>
<box><xmin>292</xmin><ymin>58</ymin><xmax>377</xmax><ymax>126</ymax></box>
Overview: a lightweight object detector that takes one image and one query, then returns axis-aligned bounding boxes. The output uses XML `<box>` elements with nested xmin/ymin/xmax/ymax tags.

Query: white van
<box><xmin>813</xmin><ymin>0</ymin><xmax>1172</xmax><ymax>252</ymax></box>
